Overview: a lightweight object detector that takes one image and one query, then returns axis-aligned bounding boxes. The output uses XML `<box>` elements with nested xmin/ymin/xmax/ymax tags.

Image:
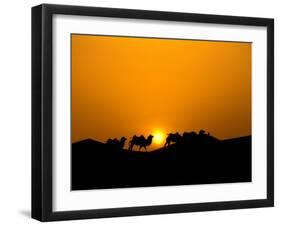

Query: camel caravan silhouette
<box><xmin>165</xmin><ymin>130</ymin><xmax>219</xmax><ymax>147</ymax></box>
<box><xmin>73</xmin><ymin>129</ymin><xmax>251</xmax><ymax>190</ymax></box>
<box><xmin>106</xmin><ymin>130</ymin><xmax>218</xmax><ymax>152</ymax></box>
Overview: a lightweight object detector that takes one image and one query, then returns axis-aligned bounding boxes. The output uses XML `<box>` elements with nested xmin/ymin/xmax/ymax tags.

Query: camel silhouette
<box><xmin>182</xmin><ymin>131</ymin><xmax>219</xmax><ymax>145</ymax></box>
<box><xmin>128</xmin><ymin>135</ymin><xmax>153</xmax><ymax>151</ymax></box>
<box><xmin>182</xmin><ymin>131</ymin><xmax>198</xmax><ymax>142</ymax></box>
<box><xmin>106</xmin><ymin>137</ymin><xmax>127</xmax><ymax>149</ymax></box>
<box><xmin>164</xmin><ymin>132</ymin><xmax>182</xmax><ymax>147</ymax></box>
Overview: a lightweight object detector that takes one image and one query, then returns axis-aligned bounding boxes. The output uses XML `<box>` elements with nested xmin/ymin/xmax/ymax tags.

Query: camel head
<box><xmin>145</xmin><ymin>135</ymin><xmax>153</xmax><ymax>146</ymax></box>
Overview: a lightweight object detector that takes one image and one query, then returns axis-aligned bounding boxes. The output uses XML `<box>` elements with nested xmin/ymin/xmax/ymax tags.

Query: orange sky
<box><xmin>71</xmin><ymin>34</ymin><xmax>251</xmax><ymax>150</ymax></box>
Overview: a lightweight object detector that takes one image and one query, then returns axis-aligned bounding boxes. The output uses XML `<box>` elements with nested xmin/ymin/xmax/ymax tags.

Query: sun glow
<box><xmin>153</xmin><ymin>130</ymin><xmax>165</xmax><ymax>145</ymax></box>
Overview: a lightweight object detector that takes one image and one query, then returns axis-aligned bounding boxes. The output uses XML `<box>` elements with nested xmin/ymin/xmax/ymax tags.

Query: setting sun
<box><xmin>153</xmin><ymin>130</ymin><xmax>165</xmax><ymax>145</ymax></box>
<box><xmin>72</xmin><ymin>34</ymin><xmax>251</xmax><ymax>150</ymax></box>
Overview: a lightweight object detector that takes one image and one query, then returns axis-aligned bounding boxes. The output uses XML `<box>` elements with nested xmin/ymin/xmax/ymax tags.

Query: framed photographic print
<box><xmin>32</xmin><ymin>4</ymin><xmax>274</xmax><ymax>221</ymax></box>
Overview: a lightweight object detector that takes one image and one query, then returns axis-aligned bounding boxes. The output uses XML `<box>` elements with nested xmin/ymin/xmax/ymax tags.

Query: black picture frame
<box><xmin>32</xmin><ymin>3</ymin><xmax>274</xmax><ymax>222</ymax></box>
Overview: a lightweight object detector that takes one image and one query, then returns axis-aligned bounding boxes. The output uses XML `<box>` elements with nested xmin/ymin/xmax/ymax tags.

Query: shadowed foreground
<box><xmin>72</xmin><ymin>136</ymin><xmax>251</xmax><ymax>190</ymax></box>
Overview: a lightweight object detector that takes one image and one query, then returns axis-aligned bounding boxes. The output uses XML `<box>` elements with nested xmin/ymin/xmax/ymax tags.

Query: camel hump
<box><xmin>199</xmin><ymin>130</ymin><xmax>206</xmax><ymax>135</ymax></box>
<box><xmin>120</xmin><ymin>136</ymin><xmax>127</xmax><ymax>142</ymax></box>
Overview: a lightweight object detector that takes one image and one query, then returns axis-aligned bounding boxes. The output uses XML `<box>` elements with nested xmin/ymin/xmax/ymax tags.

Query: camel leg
<box><xmin>144</xmin><ymin>146</ymin><xmax>147</xmax><ymax>152</ymax></box>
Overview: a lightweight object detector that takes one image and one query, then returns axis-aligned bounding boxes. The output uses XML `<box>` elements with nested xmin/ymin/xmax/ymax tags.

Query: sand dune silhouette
<box><xmin>72</xmin><ymin>135</ymin><xmax>251</xmax><ymax>190</ymax></box>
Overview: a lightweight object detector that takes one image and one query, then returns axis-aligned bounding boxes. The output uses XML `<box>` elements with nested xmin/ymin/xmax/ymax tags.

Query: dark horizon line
<box><xmin>72</xmin><ymin>134</ymin><xmax>252</xmax><ymax>145</ymax></box>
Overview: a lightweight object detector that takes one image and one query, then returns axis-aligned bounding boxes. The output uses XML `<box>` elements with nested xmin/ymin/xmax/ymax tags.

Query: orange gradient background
<box><xmin>71</xmin><ymin>34</ymin><xmax>251</xmax><ymax>150</ymax></box>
